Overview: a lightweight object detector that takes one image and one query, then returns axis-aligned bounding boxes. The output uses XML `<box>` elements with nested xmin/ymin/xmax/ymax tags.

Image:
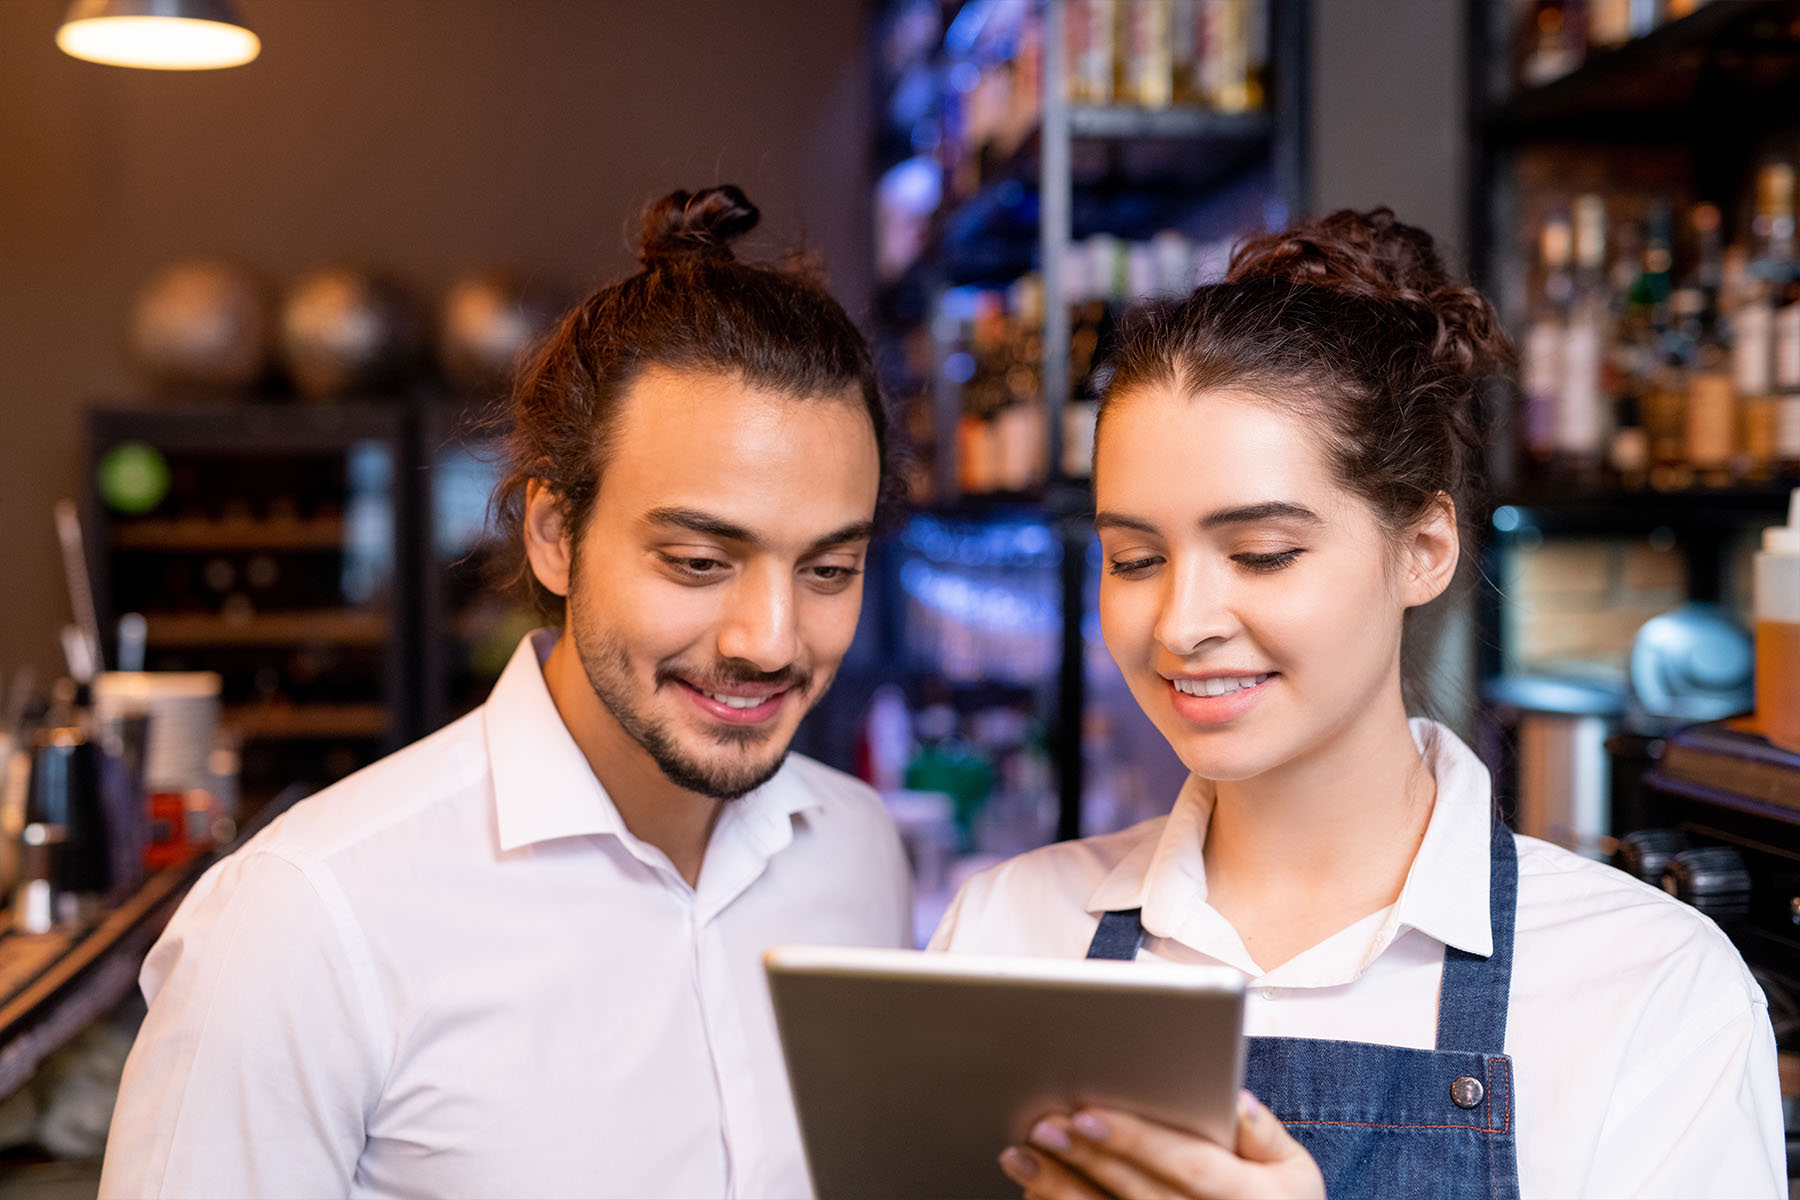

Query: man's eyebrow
<box><xmin>642</xmin><ymin>508</ymin><xmax>875</xmax><ymax>554</ymax></box>
<box><xmin>643</xmin><ymin>507</ymin><xmax>757</xmax><ymax>545</ymax></box>
<box><xmin>1094</xmin><ymin>501</ymin><xmax>1323</xmax><ymax>536</ymax></box>
<box><xmin>805</xmin><ymin>520</ymin><xmax>876</xmax><ymax>553</ymax></box>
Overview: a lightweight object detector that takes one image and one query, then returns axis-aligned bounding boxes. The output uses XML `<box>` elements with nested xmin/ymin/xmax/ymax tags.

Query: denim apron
<box><xmin>1085</xmin><ymin>817</ymin><xmax>1522</xmax><ymax>1200</ymax></box>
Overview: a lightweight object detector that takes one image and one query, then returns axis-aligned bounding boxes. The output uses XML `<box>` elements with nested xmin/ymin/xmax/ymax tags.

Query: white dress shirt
<box><xmin>100</xmin><ymin>630</ymin><xmax>913</xmax><ymax>1200</ymax></box>
<box><xmin>930</xmin><ymin>720</ymin><xmax>1785</xmax><ymax>1199</ymax></box>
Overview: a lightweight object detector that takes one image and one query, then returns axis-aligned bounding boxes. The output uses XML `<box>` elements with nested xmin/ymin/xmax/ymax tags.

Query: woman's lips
<box><xmin>1164</xmin><ymin>673</ymin><xmax>1276</xmax><ymax>724</ymax></box>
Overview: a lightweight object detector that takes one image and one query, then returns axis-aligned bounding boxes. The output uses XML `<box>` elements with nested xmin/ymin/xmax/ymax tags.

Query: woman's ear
<box><xmin>523</xmin><ymin>479</ymin><xmax>573</xmax><ymax>598</ymax></box>
<box><xmin>1401</xmin><ymin>493</ymin><xmax>1460</xmax><ymax>609</ymax></box>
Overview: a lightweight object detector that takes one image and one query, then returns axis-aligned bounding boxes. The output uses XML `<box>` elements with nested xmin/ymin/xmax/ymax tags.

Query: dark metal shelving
<box><xmin>1479</xmin><ymin>0</ymin><xmax>1800</xmax><ymax>141</ymax></box>
<box><xmin>1466</xmin><ymin>0</ymin><xmax>1800</xmax><ymax>686</ymax></box>
<box><xmin>1490</xmin><ymin>483</ymin><xmax>1796</xmax><ymax>534</ymax></box>
<box><xmin>875</xmin><ymin>108</ymin><xmax>1279</xmax><ymax>320</ymax></box>
<box><xmin>870</xmin><ymin>0</ymin><xmax>1308</xmax><ymax>841</ymax></box>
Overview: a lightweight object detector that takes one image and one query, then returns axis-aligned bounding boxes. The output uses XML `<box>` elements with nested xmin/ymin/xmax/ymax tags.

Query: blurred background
<box><xmin>3</xmin><ymin>0</ymin><xmax>1800</xmax><ymax>1188</ymax></box>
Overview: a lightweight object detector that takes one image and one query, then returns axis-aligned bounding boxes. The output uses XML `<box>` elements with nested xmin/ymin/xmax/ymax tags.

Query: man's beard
<box><xmin>569</xmin><ymin>624</ymin><xmax>823</xmax><ymax>802</ymax></box>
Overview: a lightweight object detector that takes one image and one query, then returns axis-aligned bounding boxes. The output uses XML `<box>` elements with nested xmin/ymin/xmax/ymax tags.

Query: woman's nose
<box><xmin>1153</xmin><ymin>560</ymin><xmax>1236</xmax><ymax>656</ymax></box>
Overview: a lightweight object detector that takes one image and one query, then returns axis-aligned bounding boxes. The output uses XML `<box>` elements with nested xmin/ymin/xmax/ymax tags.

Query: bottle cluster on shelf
<box><xmin>1066</xmin><ymin>0</ymin><xmax>1269</xmax><ymax>112</ymax></box>
<box><xmin>1518</xmin><ymin>160</ymin><xmax>1800</xmax><ymax>491</ymax></box>
<box><xmin>876</xmin><ymin>0</ymin><xmax>1270</xmax><ymax>280</ymax></box>
<box><xmin>899</xmin><ymin>228</ymin><xmax>1235</xmax><ymax>503</ymax></box>
<box><xmin>1515</xmin><ymin>0</ymin><xmax>1724</xmax><ymax>88</ymax></box>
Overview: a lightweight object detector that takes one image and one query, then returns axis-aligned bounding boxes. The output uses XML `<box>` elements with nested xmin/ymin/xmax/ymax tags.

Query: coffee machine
<box><xmin>1610</xmin><ymin>722</ymin><xmax>1800</xmax><ymax>1176</ymax></box>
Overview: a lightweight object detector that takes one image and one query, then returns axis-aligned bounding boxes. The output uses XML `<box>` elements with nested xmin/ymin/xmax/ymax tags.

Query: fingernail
<box><xmin>999</xmin><ymin>1145</ymin><xmax>1039</xmax><ymax>1181</ymax></box>
<box><xmin>1238</xmin><ymin>1089</ymin><xmax>1261</xmax><ymax>1126</ymax></box>
<box><xmin>1072</xmin><ymin>1110</ymin><xmax>1109</xmax><ymax>1141</ymax></box>
<box><xmin>1028</xmin><ymin>1118</ymin><xmax>1071</xmax><ymax>1152</ymax></box>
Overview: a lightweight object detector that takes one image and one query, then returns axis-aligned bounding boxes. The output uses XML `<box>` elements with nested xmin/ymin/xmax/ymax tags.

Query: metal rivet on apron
<box><xmin>1450</xmin><ymin>1075</ymin><xmax>1485</xmax><ymax>1109</ymax></box>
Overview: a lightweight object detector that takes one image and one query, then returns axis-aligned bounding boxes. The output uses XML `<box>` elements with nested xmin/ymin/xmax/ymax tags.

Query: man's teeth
<box><xmin>1172</xmin><ymin>674</ymin><xmax>1271</xmax><ymax>698</ymax></box>
<box><xmin>705</xmin><ymin>691</ymin><xmax>768</xmax><ymax>709</ymax></box>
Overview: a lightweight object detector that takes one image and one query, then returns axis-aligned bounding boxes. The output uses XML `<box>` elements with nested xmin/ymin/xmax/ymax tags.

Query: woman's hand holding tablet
<box><xmin>999</xmin><ymin>1093</ymin><xmax>1325</xmax><ymax>1200</ymax></box>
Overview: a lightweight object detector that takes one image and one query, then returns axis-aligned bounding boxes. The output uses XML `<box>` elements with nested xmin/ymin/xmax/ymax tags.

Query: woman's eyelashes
<box><xmin>1107</xmin><ymin>554</ymin><xmax>1164</xmax><ymax>578</ymax></box>
<box><xmin>1233</xmin><ymin>547</ymin><xmax>1306</xmax><ymax>572</ymax></box>
<box><xmin>1106</xmin><ymin>547</ymin><xmax>1307</xmax><ymax>578</ymax></box>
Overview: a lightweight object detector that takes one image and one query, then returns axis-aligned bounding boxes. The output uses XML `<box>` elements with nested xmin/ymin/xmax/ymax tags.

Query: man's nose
<box><xmin>715</xmin><ymin>564</ymin><xmax>799</xmax><ymax>672</ymax></box>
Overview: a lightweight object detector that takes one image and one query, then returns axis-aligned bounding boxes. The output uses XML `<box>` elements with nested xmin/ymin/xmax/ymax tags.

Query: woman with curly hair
<box><xmin>932</xmin><ymin>209</ymin><xmax>1782</xmax><ymax>1199</ymax></box>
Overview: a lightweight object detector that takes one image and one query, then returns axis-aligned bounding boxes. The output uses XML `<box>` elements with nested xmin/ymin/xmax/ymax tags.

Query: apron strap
<box><xmin>1433</xmin><ymin>817</ymin><xmax>1519</xmax><ymax>1052</ymax></box>
<box><xmin>1085</xmin><ymin>907</ymin><xmax>1146</xmax><ymax>960</ymax></box>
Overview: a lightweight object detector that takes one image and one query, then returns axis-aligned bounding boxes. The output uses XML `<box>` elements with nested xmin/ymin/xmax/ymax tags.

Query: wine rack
<box><xmin>86</xmin><ymin>404</ymin><xmax>417</xmax><ymax>808</ymax></box>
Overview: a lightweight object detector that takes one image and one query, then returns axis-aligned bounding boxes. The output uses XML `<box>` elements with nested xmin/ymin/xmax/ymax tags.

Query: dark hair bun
<box><xmin>1227</xmin><ymin>207</ymin><xmax>1510</xmax><ymax>378</ymax></box>
<box><xmin>639</xmin><ymin>185</ymin><xmax>761</xmax><ymax>267</ymax></box>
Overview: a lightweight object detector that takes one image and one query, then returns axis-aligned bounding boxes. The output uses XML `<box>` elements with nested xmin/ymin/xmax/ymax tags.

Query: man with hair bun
<box><xmin>100</xmin><ymin>185</ymin><xmax>912</xmax><ymax>1198</ymax></box>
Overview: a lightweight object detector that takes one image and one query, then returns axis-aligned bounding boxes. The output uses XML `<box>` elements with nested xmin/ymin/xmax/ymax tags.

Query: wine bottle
<box><xmin>1558</xmin><ymin>194</ymin><xmax>1610</xmax><ymax>481</ymax></box>
<box><xmin>1522</xmin><ymin>210</ymin><xmax>1574</xmax><ymax>472</ymax></box>
<box><xmin>1684</xmin><ymin>204</ymin><xmax>1737</xmax><ymax>486</ymax></box>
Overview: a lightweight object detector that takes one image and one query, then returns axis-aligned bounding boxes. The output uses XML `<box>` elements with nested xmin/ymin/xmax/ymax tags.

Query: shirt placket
<box><xmin>691</xmin><ymin>910</ymin><xmax>765</xmax><ymax>1199</ymax></box>
<box><xmin>688</xmin><ymin>811</ymin><xmax>782</xmax><ymax>1200</ymax></box>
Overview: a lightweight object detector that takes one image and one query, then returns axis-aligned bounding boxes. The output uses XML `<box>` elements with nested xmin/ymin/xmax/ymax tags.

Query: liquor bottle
<box><xmin>1772</xmin><ymin>169</ymin><xmax>1800</xmax><ymax>476</ymax></box>
<box><xmin>1558</xmin><ymin>194</ymin><xmax>1610</xmax><ymax>481</ymax></box>
<box><xmin>1607</xmin><ymin>219</ymin><xmax>1651</xmax><ymax>489</ymax></box>
<box><xmin>995</xmin><ymin>275</ymin><xmax>1047</xmax><ymax>492</ymax></box>
<box><xmin>1738</xmin><ymin>165</ymin><xmax>1793</xmax><ymax>482</ymax></box>
<box><xmin>957</xmin><ymin>292</ymin><xmax>1007</xmax><ymax>495</ymax></box>
<box><xmin>1068</xmin><ymin>0</ymin><xmax>1117</xmax><ymax>104</ymax></box>
<box><xmin>1587</xmin><ymin>0</ymin><xmax>1633</xmax><ymax>49</ymax></box>
<box><xmin>1171</xmin><ymin>0</ymin><xmax>1202</xmax><ymax>107</ymax></box>
<box><xmin>1636</xmin><ymin>202</ymin><xmax>1687</xmax><ymax>486</ymax></box>
<box><xmin>1776</xmin><ymin>266</ymin><xmax>1800</xmax><ymax>477</ymax></box>
<box><xmin>1522</xmin><ymin>210</ymin><xmax>1574</xmax><ymax>472</ymax></box>
<box><xmin>1684</xmin><ymin>204</ymin><xmax>1737</xmax><ymax>487</ymax></box>
<box><xmin>1521</xmin><ymin>1</ymin><xmax>1583</xmax><ymax>87</ymax></box>
<box><xmin>1063</xmin><ymin>297</ymin><xmax>1117</xmax><ymax>480</ymax></box>
<box><xmin>1116</xmin><ymin>0</ymin><xmax>1174</xmax><ymax>109</ymax></box>
<box><xmin>1635</xmin><ymin>199</ymin><xmax>1676</xmax><ymax>322</ymax></box>
<box><xmin>901</xmin><ymin>327</ymin><xmax>939</xmax><ymax>506</ymax></box>
<box><xmin>1199</xmin><ymin>0</ymin><xmax>1260</xmax><ymax>113</ymax></box>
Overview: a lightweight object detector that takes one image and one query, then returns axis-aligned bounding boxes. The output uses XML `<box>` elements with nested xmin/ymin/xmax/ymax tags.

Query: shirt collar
<box><xmin>1389</xmin><ymin>719</ymin><xmax>1494</xmax><ymax>959</ymax></box>
<box><xmin>1084</xmin><ymin>773</ymin><xmax>1210</xmax><ymax>918</ymax></box>
<box><xmin>1080</xmin><ymin>719</ymin><xmax>1496</xmax><ymax>960</ymax></box>
<box><xmin>484</xmin><ymin>629</ymin><xmax>823</xmax><ymax>856</ymax></box>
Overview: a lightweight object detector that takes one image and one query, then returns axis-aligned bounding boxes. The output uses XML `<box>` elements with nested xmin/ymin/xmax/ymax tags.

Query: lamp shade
<box><xmin>57</xmin><ymin>0</ymin><xmax>260</xmax><ymax>70</ymax></box>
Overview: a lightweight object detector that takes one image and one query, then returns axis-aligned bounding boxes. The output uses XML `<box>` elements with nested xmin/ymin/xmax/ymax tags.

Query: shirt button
<box><xmin>1260</xmin><ymin>986</ymin><xmax>1278</xmax><ymax>1000</ymax></box>
<box><xmin>1450</xmin><ymin>1076</ymin><xmax>1485</xmax><ymax>1109</ymax></box>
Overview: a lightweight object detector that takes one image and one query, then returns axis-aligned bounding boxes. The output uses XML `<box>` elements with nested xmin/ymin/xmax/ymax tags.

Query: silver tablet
<box><xmin>764</xmin><ymin>944</ymin><xmax>1246</xmax><ymax>1199</ymax></box>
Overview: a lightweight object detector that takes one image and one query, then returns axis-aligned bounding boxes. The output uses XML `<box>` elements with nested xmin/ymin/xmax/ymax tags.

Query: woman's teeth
<box><xmin>1172</xmin><ymin>674</ymin><xmax>1272</xmax><ymax>698</ymax></box>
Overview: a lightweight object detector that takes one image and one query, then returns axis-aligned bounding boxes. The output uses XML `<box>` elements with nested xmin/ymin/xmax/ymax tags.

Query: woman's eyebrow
<box><xmin>1198</xmin><ymin>501</ymin><xmax>1323</xmax><ymax>530</ymax></box>
<box><xmin>1095</xmin><ymin>502</ymin><xmax>1323</xmax><ymax>535</ymax></box>
<box><xmin>1093</xmin><ymin>511</ymin><xmax>1159</xmax><ymax>535</ymax></box>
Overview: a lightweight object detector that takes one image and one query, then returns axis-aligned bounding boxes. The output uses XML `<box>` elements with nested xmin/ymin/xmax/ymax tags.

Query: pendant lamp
<box><xmin>57</xmin><ymin>0</ymin><xmax>260</xmax><ymax>70</ymax></box>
